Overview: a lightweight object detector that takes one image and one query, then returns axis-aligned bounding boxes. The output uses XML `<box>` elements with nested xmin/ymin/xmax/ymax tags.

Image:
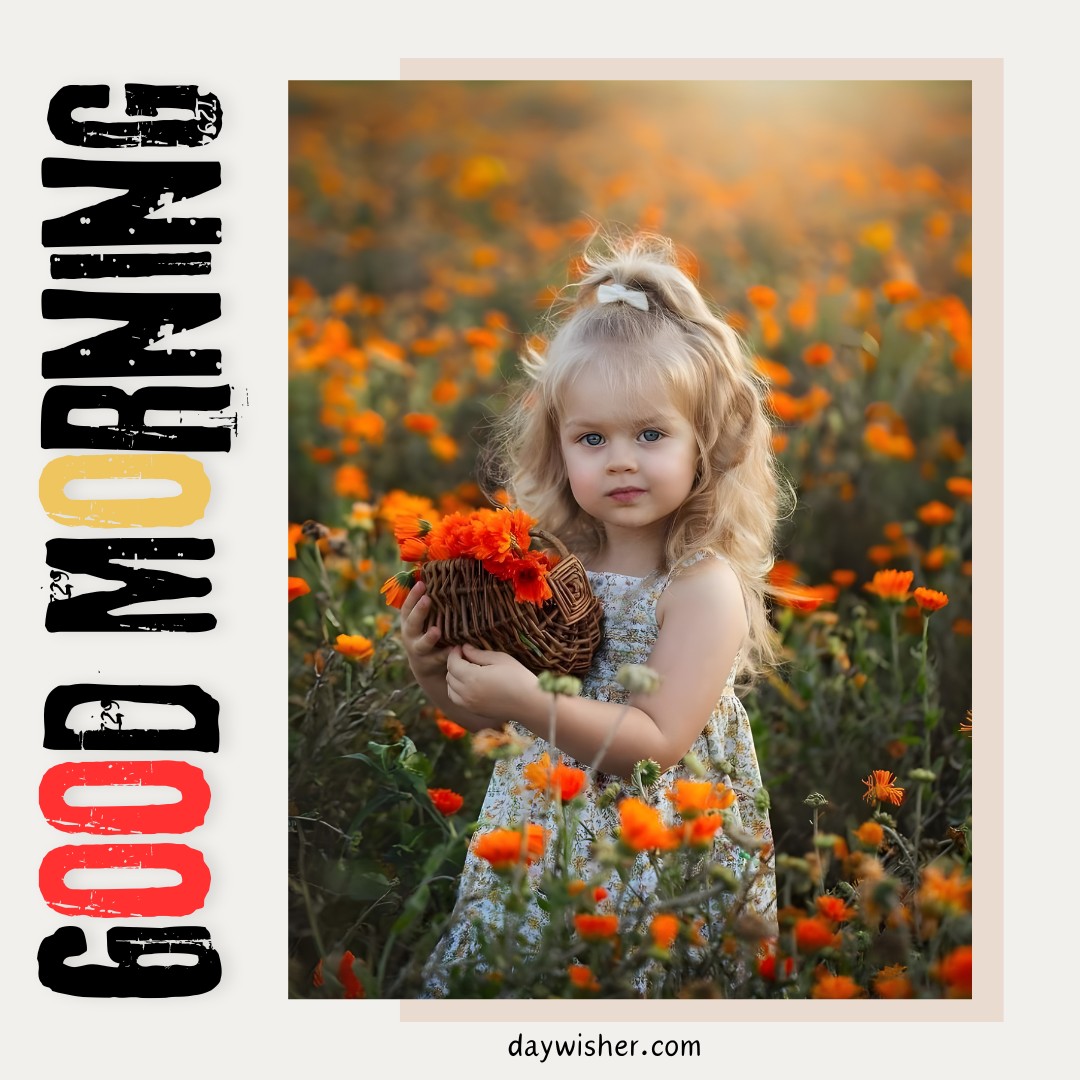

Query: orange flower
<box><xmin>288</xmin><ymin>522</ymin><xmax>304</xmax><ymax>560</ymax></box>
<box><xmin>881</xmin><ymin>279</ymin><xmax>921</xmax><ymax>304</ymax></box>
<box><xmin>334</xmin><ymin>634</ymin><xmax>374</xmax><ymax>662</ymax></box>
<box><xmin>768</xmin><ymin>390</ymin><xmax>803</xmax><ymax>424</ymax></box>
<box><xmin>917</xmin><ymin>863</ymin><xmax>972</xmax><ymax>917</ymax></box>
<box><xmin>864</xmin><ymin>545</ymin><xmax>888</xmax><ymax>568</ymax></box>
<box><xmin>863</xmin><ymin>423</ymin><xmax>916</xmax><ymax>460</ymax></box>
<box><xmin>932</xmin><ymin>945</ymin><xmax>972</xmax><ymax>997</ymax></box>
<box><xmin>435</xmin><ymin>713</ymin><xmax>468</xmax><ymax>740</ymax></box>
<box><xmin>509</xmin><ymin>550</ymin><xmax>553</xmax><ymax>605</ymax></box>
<box><xmin>333</xmin><ymin>464</ymin><xmax>370</xmax><ymax>499</ymax></box>
<box><xmin>815</xmin><ymin>895</ymin><xmax>856</xmax><ymax>923</ymax></box>
<box><xmin>431</xmin><ymin>377</ymin><xmax>460</xmax><ymax>405</ymax></box>
<box><xmin>862</xmin><ymin>769</ymin><xmax>905</xmax><ymax>807</ymax></box>
<box><xmin>853</xmin><ymin>821</ymin><xmax>885</xmax><ymax>849</ymax></box>
<box><xmin>473</xmin><ymin>824</ymin><xmax>545</xmax><ymax>870</ymax></box>
<box><xmin>377</xmin><ymin>489</ymin><xmax>439</xmax><ymax>526</ymax></box>
<box><xmin>811</xmin><ymin>969</ymin><xmax>863</xmax><ymax>998</ymax></box>
<box><xmin>794</xmin><ymin>917</ymin><xmax>839</xmax><ymax>953</ymax></box>
<box><xmin>380</xmin><ymin>569</ymin><xmax>417</xmax><ymax>610</ymax></box>
<box><xmin>567</xmin><ymin>964</ymin><xmax>600</xmax><ymax>992</ymax></box>
<box><xmin>393</xmin><ymin>513</ymin><xmax>433</xmax><ymax>544</ymax></box>
<box><xmin>802</xmin><ymin>342</ymin><xmax>834</xmax><ymax>366</ymax></box>
<box><xmin>952</xmin><ymin>618</ymin><xmax>973</xmax><ymax>636</ymax></box>
<box><xmin>859</xmin><ymin>220</ymin><xmax>895</xmax><ymax>252</ymax></box>
<box><xmin>754</xmin><ymin>357</ymin><xmax>793</xmax><ymax>387</ymax></box>
<box><xmin>427</xmin><ymin>788</ymin><xmax>464</xmax><ymax>816</ymax></box>
<box><xmin>831</xmin><ymin>569</ymin><xmax>857</xmax><ymax>588</ymax></box>
<box><xmin>746</xmin><ymin>285</ymin><xmax>778</xmax><ymax>310</ymax></box>
<box><xmin>345</xmin><ymin>409</ymin><xmax>385</xmax><ymax>444</ymax></box>
<box><xmin>398</xmin><ymin>536</ymin><xmax>429</xmax><ymax>563</ymax></box>
<box><xmin>618</xmin><ymin>798</ymin><xmax>678</xmax><ymax>852</ymax></box>
<box><xmin>574</xmin><ymin>913</ymin><xmax>619</xmax><ymax>941</ymax></box>
<box><xmin>666</xmin><ymin>779</ymin><xmax>735</xmax><ymax>817</ymax></box>
<box><xmin>913</xmin><ymin>587</ymin><xmax>949</xmax><ymax>613</ymax></box>
<box><xmin>680</xmin><ymin>814</ymin><xmax>726</xmax><ymax>847</ymax></box>
<box><xmin>464</xmin><ymin>326</ymin><xmax>499</xmax><ymax>349</ymax></box>
<box><xmin>863</xmin><ymin>569</ymin><xmax>913</xmax><ymax>602</ymax></box>
<box><xmin>757</xmin><ymin>947</ymin><xmax>794</xmax><ymax>982</ymax></box>
<box><xmin>523</xmin><ymin>753</ymin><xmax>587</xmax><ymax>802</ymax></box>
<box><xmin>338</xmin><ymin>951</ymin><xmax>364</xmax><ymax>999</ymax></box>
<box><xmin>312</xmin><ymin>958</ymin><xmax>324</xmax><ymax>987</ymax></box>
<box><xmin>288</xmin><ymin>576</ymin><xmax>311</xmax><ymax>602</ymax></box>
<box><xmin>649</xmin><ymin>914</ymin><xmax>680</xmax><ymax>949</ymax></box>
<box><xmin>917</xmin><ymin>500</ymin><xmax>955</xmax><ymax>526</ymax></box>
<box><xmin>873</xmin><ymin>964</ymin><xmax>914</xmax><ymax>999</ymax></box>
<box><xmin>429</xmin><ymin>433</ymin><xmax>459</xmax><ymax>461</ymax></box>
<box><xmin>922</xmin><ymin>545</ymin><xmax>948</xmax><ymax>571</ymax></box>
<box><xmin>946</xmin><ymin>476</ymin><xmax>973</xmax><ymax>500</ymax></box>
<box><xmin>774</xmin><ymin>582</ymin><xmax>832</xmax><ymax>613</ymax></box>
<box><xmin>403</xmin><ymin>412</ymin><xmax>439</xmax><ymax>435</ymax></box>
<box><xmin>960</xmin><ymin>710</ymin><xmax>972</xmax><ymax>737</ymax></box>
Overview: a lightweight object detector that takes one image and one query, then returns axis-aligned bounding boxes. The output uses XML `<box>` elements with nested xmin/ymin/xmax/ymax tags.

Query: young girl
<box><xmin>402</xmin><ymin>232</ymin><xmax>784</xmax><ymax>996</ymax></box>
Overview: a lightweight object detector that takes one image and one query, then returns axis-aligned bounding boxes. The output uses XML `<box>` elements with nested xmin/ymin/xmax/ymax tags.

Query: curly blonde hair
<box><xmin>483</xmin><ymin>231</ymin><xmax>792</xmax><ymax>683</ymax></box>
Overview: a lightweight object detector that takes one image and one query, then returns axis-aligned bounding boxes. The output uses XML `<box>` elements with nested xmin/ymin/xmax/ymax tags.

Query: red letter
<box><xmin>39</xmin><ymin>761</ymin><xmax>210</xmax><ymax>835</ymax></box>
<box><xmin>39</xmin><ymin>843</ymin><xmax>210</xmax><ymax>917</ymax></box>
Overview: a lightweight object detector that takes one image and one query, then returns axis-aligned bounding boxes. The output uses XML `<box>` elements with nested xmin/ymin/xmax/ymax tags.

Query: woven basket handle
<box><xmin>530</xmin><ymin>529</ymin><xmax>571</xmax><ymax>561</ymax></box>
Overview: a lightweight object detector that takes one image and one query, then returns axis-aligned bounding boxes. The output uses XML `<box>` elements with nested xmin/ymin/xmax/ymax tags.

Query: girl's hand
<box><xmin>399</xmin><ymin>581</ymin><xmax>450</xmax><ymax>682</ymax></box>
<box><xmin>445</xmin><ymin>644</ymin><xmax>539</xmax><ymax>720</ymax></box>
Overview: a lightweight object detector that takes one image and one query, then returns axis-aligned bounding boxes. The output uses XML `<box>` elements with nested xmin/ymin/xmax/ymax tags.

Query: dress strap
<box><xmin>657</xmin><ymin>549</ymin><xmax>727</xmax><ymax>595</ymax></box>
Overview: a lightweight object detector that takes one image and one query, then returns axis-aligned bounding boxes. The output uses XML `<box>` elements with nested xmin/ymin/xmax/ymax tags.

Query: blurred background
<box><xmin>288</xmin><ymin>80</ymin><xmax>972</xmax><ymax>996</ymax></box>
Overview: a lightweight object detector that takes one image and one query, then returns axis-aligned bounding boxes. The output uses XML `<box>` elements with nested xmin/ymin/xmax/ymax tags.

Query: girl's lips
<box><xmin>607</xmin><ymin>488</ymin><xmax>646</xmax><ymax>502</ymax></box>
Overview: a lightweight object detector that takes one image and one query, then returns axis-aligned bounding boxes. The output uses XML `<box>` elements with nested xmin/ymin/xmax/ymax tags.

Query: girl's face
<box><xmin>558</xmin><ymin>366</ymin><xmax>698</xmax><ymax>543</ymax></box>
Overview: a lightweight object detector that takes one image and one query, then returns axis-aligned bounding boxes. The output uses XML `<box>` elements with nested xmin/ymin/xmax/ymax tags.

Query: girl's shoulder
<box><xmin>656</xmin><ymin>550</ymin><xmax>747</xmax><ymax>634</ymax></box>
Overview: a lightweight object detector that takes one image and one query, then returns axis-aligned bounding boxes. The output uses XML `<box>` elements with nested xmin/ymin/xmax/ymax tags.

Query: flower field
<box><xmin>287</xmin><ymin>81</ymin><xmax>973</xmax><ymax>999</ymax></box>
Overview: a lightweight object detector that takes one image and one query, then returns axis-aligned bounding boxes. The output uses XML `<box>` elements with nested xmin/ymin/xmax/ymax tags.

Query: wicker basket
<box><xmin>422</xmin><ymin>531</ymin><xmax>603</xmax><ymax>676</ymax></box>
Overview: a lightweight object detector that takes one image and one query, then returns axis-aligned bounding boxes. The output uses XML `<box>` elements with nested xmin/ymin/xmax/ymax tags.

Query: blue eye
<box><xmin>580</xmin><ymin>433</ymin><xmax>604</xmax><ymax>446</ymax></box>
<box><xmin>640</xmin><ymin>429</ymin><xmax>663</xmax><ymax>442</ymax></box>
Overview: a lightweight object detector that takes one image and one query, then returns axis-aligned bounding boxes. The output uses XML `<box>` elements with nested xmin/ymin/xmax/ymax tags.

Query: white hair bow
<box><xmin>596</xmin><ymin>282</ymin><xmax>649</xmax><ymax>311</ymax></box>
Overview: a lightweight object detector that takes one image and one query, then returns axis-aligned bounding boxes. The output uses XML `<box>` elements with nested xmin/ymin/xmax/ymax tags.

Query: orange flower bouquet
<box><xmin>382</xmin><ymin>507</ymin><xmax>602</xmax><ymax>676</ymax></box>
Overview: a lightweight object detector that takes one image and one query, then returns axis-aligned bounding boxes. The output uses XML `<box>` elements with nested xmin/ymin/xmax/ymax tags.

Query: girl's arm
<box><xmin>445</xmin><ymin>558</ymin><xmax>748</xmax><ymax>777</ymax></box>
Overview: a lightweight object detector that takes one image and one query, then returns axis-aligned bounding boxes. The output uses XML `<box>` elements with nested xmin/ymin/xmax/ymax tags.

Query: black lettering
<box><xmin>43</xmin><ymin>683</ymin><xmax>219</xmax><ymax>751</ymax></box>
<box><xmin>38</xmin><ymin>925</ymin><xmax>221</xmax><ymax>997</ymax></box>
<box><xmin>47</xmin><ymin>84</ymin><xmax>222</xmax><ymax>148</ymax></box>
<box><xmin>45</xmin><ymin>537</ymin><xmax>215</xmax><ymax>633</ymax></box>
<box><xmin>42</xmin><ymin>289</ymin><xmax>221</xmax><ymax>379</ymax></box>
<box><xmin>50</xmin><ymin>252</ymin><xmax>212</xmax><ymax>278</ymax></box>
<box><xmin>43</xmin><ymin>158</ymin><xmax>221</xmax><ymax>247</ymax></box>
<box><xmin>42</xmin><ymin>384</ymin><xmax>233</xmax><ymax>451</ymax></box>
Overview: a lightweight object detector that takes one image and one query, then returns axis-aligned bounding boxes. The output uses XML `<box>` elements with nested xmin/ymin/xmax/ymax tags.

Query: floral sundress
<box><xmin>422</xmin><ymin>553</ymin><xmax>776</xmax><ymax>996</ymax></box>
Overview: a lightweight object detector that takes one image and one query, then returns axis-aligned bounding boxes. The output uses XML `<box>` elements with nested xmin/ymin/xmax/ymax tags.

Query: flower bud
<box><xmin>592</xmin><ymin>836</ymin><xmax>621</xmax><ymax>868</ymax></box>
<box><xmin>776</xmin><ymin>854</ymin><xmax>811</xmax><ymax>875</ymax></box>
<box><xmin>708</xmin><ymin>864</ymin><xmax>739</xmax><ymax>890</ymax></box>
<box><xmin>616</xmin><ymin>664</ymin><xmax>662</xmax><ymax>694</ymax></box>
<box><xmin>908</xmin><ymin>768</ymin><xmax>937</xmax><ymax>783</ymax></box>
<box><xmin>596</xmin><ymin>782</ymin><xmax>622</xmax><ymax>810</ymax></box>
<box><xmin>631</xmin><ymin>758</ymin><xmax>662</xmax><ymax>790</ymax></box>
<box><xmin>537</xmin><ymin>671</ymin><xmax>583</xmax><ymax>696</ymax></box>
<box><xmin>754</xmin><ymin>786</ymin><xmax>772</xmax><ymax>813</ymax></box>
<box><xmin>803</xmin><ymin>792</ymin><xmax>828</xmax><ymax>807</ymax></box>
<box><xmin>682</xmin><ymin>751</ymin><xmax>707</xmax><ymax>778</ymax></box>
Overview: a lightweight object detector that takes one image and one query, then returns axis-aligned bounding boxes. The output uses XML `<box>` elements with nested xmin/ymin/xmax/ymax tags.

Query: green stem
<box><xmin>889</xmin><ymin>606</ymin><xmax>902</xmax><ymax>704</ymax></box>
<box><xmin>921</xmin><ymin>615</ymin><xmax>932</xmax><ymax>771</ymax></box>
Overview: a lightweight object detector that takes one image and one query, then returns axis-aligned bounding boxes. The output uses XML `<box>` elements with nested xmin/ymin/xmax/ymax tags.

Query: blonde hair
<box><xmin>484</xmin><ymin>230</ymin><xmax>791</xmax><ymax>683</ymax></box>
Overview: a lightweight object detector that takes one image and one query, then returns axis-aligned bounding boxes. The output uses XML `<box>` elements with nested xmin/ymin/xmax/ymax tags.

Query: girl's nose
<box><xmin>605</xmin><ymin>443</ymin><xmax>638</xmax><ymax>472</ymax></box>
